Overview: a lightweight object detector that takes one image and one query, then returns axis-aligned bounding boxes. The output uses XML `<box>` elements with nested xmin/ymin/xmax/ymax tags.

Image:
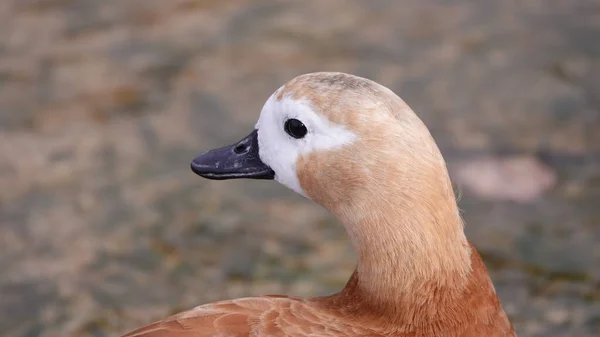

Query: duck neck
<box><xmin>334</xmin><ymin>171</ymin><xmax>472</xmax><ymax>307</ymax></box>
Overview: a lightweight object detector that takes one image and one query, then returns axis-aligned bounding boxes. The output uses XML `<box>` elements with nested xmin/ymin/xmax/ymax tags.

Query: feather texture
<box><xmin>123</xmin><ymin>245</ymin><xmax>514</xmax><ymax>337</ymax></box>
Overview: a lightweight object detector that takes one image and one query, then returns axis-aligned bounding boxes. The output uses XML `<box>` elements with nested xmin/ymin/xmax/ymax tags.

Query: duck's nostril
<box><xmin>233</xmin><ymin>143</ymin><xmax>247</xmax><ymax>154</ymax></box>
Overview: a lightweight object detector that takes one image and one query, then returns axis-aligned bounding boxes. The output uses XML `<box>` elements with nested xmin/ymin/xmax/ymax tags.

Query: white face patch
<box><xmin>255</xmin><ymin>94</ymin><xmax>358</xmax><ymax>197</ymax></box>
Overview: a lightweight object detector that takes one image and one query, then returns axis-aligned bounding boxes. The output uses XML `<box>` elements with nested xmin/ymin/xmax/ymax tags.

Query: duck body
<box><xmin>123</xmin><ymin>72</ymin><xmax>516</xmax><ymax>337</ymax></box>
<box><xmin>124</xmin><ymin>244</ymin><xmax>513</xmax><ymax>337</ymax></box>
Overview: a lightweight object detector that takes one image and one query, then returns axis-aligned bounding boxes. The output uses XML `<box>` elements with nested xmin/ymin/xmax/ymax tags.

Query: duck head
<box><xmin>192</xmin><ymin>72</ymin><xmax>452</xmax><ymax>220</ymax></box>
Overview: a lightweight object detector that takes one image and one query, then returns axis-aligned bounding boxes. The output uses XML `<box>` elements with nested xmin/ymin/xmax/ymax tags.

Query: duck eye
<box><xmin>284</xmin><ymin>118</ymin><xmax>307</xmax><ymax>139</ymax></box>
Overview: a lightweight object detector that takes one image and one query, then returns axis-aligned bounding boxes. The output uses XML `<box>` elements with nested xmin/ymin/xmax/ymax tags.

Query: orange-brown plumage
<box><xmin>124</xmin><ymin>245</ymin><xmax>514</xmax><ymax>337</ymax></box>
<box><xmin>123</xmin><ymin>72</ymin><xmax>516</xmax><ymax>337</ymax></box>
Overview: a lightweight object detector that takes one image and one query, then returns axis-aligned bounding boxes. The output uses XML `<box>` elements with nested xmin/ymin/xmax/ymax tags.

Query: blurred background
<box><xmin>0</xmin><ymin>0</ymin><xmax>599</xmax><ymax>336</ymax></box>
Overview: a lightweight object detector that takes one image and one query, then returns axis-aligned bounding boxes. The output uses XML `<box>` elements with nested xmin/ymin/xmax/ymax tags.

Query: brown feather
<box><xmin>123</xmin><ymin>246</ymin><xmax>514</xmax><ymax>337</ymax></box>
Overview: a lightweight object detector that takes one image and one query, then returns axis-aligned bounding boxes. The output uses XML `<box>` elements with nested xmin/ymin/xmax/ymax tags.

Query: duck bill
<box><xmin>190</xmin><ymin>130</ymin><xmax>275</xmax><ymax>180</ymax></box>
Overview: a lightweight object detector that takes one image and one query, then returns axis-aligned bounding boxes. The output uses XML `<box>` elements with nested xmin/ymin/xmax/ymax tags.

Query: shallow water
<box><xmin>0</xmin><ymin>1</ymin><xmax>599</xmax><ymax>336</ymax></box>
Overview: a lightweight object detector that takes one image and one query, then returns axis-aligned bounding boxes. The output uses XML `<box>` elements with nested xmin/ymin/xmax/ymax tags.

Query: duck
<box><xmin>122</xmin><ymin>72</ymin><xmax>516</xmax><ymax>337</ymax></box>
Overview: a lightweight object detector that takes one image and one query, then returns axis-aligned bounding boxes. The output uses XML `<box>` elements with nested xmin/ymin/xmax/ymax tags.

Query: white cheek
<box><xmin>256</xmin><ymin>96</ymin><xmax>358</xmax><ymax>199</ymax></box>
<box><xmin>256</xmin><ymin>95</ymin><xmax>306</xmax><ymax>196</ymax></box>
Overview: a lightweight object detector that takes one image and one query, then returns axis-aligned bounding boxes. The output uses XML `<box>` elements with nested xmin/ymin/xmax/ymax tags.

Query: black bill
<box><xmin>190</xmin><ymin>130</ymin><xmax>275</xmax><ymax>180</ymax></box>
